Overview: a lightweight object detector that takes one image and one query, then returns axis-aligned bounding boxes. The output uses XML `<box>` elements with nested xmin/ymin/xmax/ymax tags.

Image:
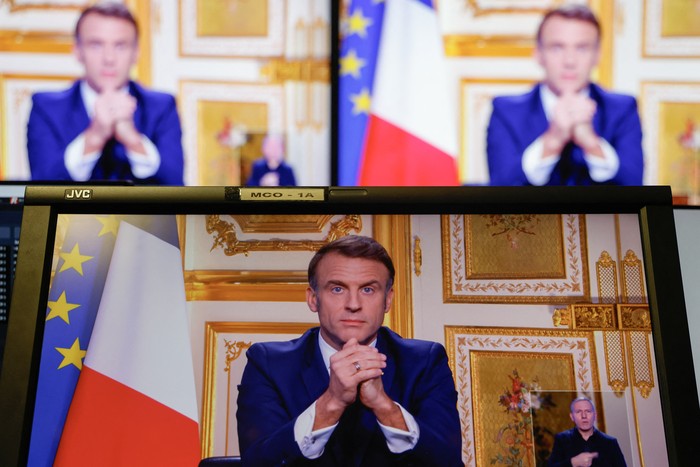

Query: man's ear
<box><xmin>73</xmin><ymin>42</ymin><xmax>84</xmax><ymax>65</ymax></box>
<box><xmin>306</xmin><ymin>287</ymin><xmax>319</xmax><ymax>313</ymax></box>
<box><xmin>384</xmin><ymin>287</ymin><xmax>394</xmax><ymax>313</ymax></box>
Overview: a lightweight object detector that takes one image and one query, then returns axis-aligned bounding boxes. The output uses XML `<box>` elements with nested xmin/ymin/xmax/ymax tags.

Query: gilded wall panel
<box><xmin>442</xmin><ymin>214</ymin><xmax>589</xmax><ymax>303</ymax></box>
<box><xmin>445</xmin><ymin>326</ymin><xmax>601</xmax><ymax>467</ymax></box>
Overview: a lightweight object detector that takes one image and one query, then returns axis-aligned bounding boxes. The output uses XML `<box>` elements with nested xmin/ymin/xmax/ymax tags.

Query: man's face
<box><xmin>307</xmin><ymin>252</ymin><xmax>394</xmax><ymax>351</ymax></box>
<box><xmin>74</xmin><ymin>13</ymin><xmax>138</xmax><ymax>93</ymax></box>
<box><xmin>570</xmin><ymin>399</ymin><xmax>596</xmax><ymax>434</ymax></box>
<box><xmin>535</xmin><ymin>16</ymin><xmax>600</xmax><ymax>95</ymax></box>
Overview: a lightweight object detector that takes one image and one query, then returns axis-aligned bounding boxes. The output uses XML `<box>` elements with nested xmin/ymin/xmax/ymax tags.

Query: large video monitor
<box><xmin>0</xmin><ymin>186</ymin><xmax>697</xmax><ymax>466</ymax></box>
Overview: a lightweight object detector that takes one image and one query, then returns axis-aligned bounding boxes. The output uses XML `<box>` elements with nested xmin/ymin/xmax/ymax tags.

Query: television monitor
<box><xmin>0</xmin><ymin>183</ymin><xmax>25</xmax><ymax>375</ymax></box>
<box><xmin>0</xmin><ymin>185</ymin><xmax>697</xmax><ymax>466</ymax></box>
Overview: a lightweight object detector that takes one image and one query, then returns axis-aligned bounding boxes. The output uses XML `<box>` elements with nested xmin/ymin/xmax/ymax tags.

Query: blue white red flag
<box><xmin>28</xmin><ymin>215</ymin><xmax>199</xmax><ymax>466</ymax></box>
<box><xmin>338</xmin><ymin>0</ymin><xmax>459</xmax><ymax>185</ymax></box>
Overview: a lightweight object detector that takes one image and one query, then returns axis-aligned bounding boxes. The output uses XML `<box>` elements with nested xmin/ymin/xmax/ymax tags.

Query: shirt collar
<box><xmin>539</xmin><ymin>83</ymin><xmax>590</xmax><ymax>121</ymax></box>
<box><xmin>318</xmin><ymin>332</ymin><xmax>377</xmax><ymax>374</ymax></box>
<box><xmin>79</xmin><ymin>80</ymin><xmax>130</xmax><ymax>118</ymax></box>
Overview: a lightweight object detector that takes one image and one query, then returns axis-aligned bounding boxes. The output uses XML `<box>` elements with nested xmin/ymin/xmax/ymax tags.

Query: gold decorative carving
<box><xmin>231</xmin><ymin>215</ymin><xmax>334</xmax><ymax>233</ymax></box>
<box><xmin>621</xmin><ymin>250</ymin><xmax>647</xmax><ymax>304</ymax></box>
<box><xmin>552</xmin><ymin>308</ymin><xmax>571</xmax><ymax>327</ymax></box>
<box><xmin>626</xmin><ymin>331</ymin><xmax>655</xmax><ymax>399</ymax></box>
<box><xmin>443</xmin><ymin>214</ymin><xmax>590</xmax><ymax>303</ymax></box>
<box><xmin>571</xmin><ymin>304</ymin><xmax>617</xmax><ymax>330</ymax></box>
<box><xmin>603</xmin><ymin>331</ymin><xmax>628</xmax><ymax>393</ymax></box>
<box><xmin>223</xmin><ymin>339</ymin><xmax>251</xmax><ymax>372</ymax></box>
<box><xmin>413</xmin><ymin>236</ymin><xmax>422</xmax><ymax>277</ymax></box>
<box><xmin>618</xmin><ymin>304</ymin><xmax>652</xmax><ymax>331</ymax></box>
<box><xmin>260</xmin><ymin>59</ymin><xmax>330</xmax><ymax>83</ymax></box>
<box><xmin>206</xmin><ymin>214</ymin><xmax>362</xmax><ymax>256</ymax></box>
<box><xmin>596</xmin><ymin>250</ymin><xmax>619</xmax><ymax>304</ymax></box>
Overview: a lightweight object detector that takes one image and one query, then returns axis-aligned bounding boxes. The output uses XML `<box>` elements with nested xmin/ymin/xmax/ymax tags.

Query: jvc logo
<box><xmin>64</xmin><ymin>189</ymin><xmax>93</xmax><ymax>200</ymax></box>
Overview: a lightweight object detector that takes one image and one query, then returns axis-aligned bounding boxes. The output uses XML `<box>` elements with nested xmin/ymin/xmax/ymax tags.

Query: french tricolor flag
<box><xmin>338</xmin><ymin>0</ymin><xmax>459</xmax><ymax>186</ymax></box>
<box><xmin>53</xmin><ymin>221</ymin><xmax>200</xmax><ymax>466</ymax></box>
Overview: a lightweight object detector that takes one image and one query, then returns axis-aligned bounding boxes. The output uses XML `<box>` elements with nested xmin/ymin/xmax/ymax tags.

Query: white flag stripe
<box><xmin>84</xmin><ymin>221</ymin><xmax>198</xmax><ymax>422</ymax></box>
<box><xmin>371</xmin><ymin>0</ymin><xmax>457</xmax><ymax>157</ymax></box>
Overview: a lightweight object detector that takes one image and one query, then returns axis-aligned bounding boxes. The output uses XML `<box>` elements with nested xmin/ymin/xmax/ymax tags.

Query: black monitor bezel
<box><xmin>0</xmin><ymin>185</ymin><xmax>697</xmax><ymax>466</ymax></box>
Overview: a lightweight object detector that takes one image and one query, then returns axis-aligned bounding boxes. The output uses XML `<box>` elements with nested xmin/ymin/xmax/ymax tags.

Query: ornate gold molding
<box><xmin>552</xmin><ymin>307</ymin><xmax>570</xmax><ymax>327</ymax></box>
<box><xmin>603</xmin><ymin>331</ymin><xmax>628</xmax><ymax>393</ymax></box>
<box><xmin>413</xmin><ymin>236</ymin><xmax>422</xmax><ymax>277</ymax></box>
<box><xmin>570</xmin><ymin>304</ymin><xmax>617</xmax><ymax>330</ymax></box>
<box><xmin>185</xmin><ymin>270</ymin><xmax>308</xmax><ymax>302</ymax></box>
<box><xmin>621</xmin><ymin>250</ymin><xmax>647</xmax><ymax>304</ymax></box>
<box><xmin>205</xmin><ymin>214</ymin><xmax>362</xmax><ymax>256</ymax></box>
<box><xmin>596</xmin><ymin>250</ymin><xmax>619</xmax><ymax>304</ymax></box>
<box><xmin>261</xmin><ymin>59</ymin><xmax>330</xmax><ymax>83</ymax></box>
<box><xmin>626</xmin><ymin>331</ymin><xmax>655</xmax><ymax>399</ymax></box>
<box><xmin>617</xmin><ymin>304</ymin><xmax>651</xmax><ymax>331</ymax></box>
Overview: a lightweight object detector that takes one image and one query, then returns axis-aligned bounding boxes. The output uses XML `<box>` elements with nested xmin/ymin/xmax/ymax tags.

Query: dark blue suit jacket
<box><xmin>236</xmin><ymin>327</ymin><xmax>463</xmax><ymax>466</ymax></box>
<box><xmin>27</xmin><ymin>80</ymin><xmax>184</xmax><ymax>185</ymax></box>
<box><xmin>486</xmin><ymin>83</ymin><xmax>643</xmax><ymax>186</ymax></box>
<box><xmin>547</xmin><ymin>428</ymin><xmax>627</xmax><ymax>467</ymax></box>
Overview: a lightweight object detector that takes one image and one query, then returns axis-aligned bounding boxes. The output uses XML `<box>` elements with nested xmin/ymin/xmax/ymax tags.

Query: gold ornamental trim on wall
<box><xmin>206</xmin><ymin>214</ymin><xmax>362</xmax><ymax>256</ymax></box>
<box><xmin>570</xmin><ymin>304</ymin><xmax>617</xmax><ymax>330</ymax></box>
<box><xmin>442</xmin><ymin>213</ymin><xmax>590</xmax><ymax>303</ymax></box>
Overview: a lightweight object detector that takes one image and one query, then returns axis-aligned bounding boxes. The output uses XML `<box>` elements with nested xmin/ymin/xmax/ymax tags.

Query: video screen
<box><xmin>26</xmin><ymin>211</ymin><xmax>669</xmax><ymax>466</ymax></box>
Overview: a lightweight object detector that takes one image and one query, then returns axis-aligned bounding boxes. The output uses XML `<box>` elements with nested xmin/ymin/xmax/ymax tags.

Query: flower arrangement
<box><xmin>216</xmin><ymin>117</ymin><xmax>248</xmax><ymax>149</ymax></box>
<box><xmin>491</xmin><ymin>369</ymin><xmax>554</xmax><ymax>467</ymax></box>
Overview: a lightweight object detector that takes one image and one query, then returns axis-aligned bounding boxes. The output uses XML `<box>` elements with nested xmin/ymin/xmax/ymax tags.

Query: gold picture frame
<box><xmin>640</xmin><ymin>81</ymin><xmax>700</xmax><ymax>201</ymax></box>
<box><xmin>643</xmin><ymin>0</ymin><xmax>700</xmax><ymax>57</ymax></box>
<box><xmin>200</xmin><ymin>321</ymin><xmax>317</xmax><ymax>458</ymax></box>
<box><xmin>0</xmin><ymin>74</ymin><xmax>76</xmax><ymax>180</ymax></box>
<box><xmin>178</xmin><ymin>0</ymin><xmax>284</xmax><ymax>57</ymax></box>
<box><xmin>458</xmin><ymin>78</ymin><xmax>534</xmax><ymax>185</ymax></box>
<box><xmin>178</xmin><ymin>80</ymin><xmax>285</xmax><ymax>186</ymax></box>
<box><xmin>445</xmin><ymin>326</ymin><xmax>601</xmax><ymax>467</ymax></box>
<box><xmin>442</xmin><ymin>214</ymin><xmax>590</xmax><ymax>303</ymax></box>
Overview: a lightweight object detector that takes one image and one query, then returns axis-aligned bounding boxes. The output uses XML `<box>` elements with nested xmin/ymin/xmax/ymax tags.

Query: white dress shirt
<box><xmin>293</xmin><ymin>334</ymin><xmax>420</xmax><ymax>459</ymax></box>
<box><xmin>521</xmin><ymin>85</ymin><xmax>619</xmax><ymax>185</ymax></box>
<box><xmin>64</xmin><ymin>81</ymin><xmax>160</xmax><ymax>181</ymax></box>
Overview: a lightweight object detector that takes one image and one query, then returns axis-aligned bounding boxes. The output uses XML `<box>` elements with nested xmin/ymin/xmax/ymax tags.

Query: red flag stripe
<box><xmin>54</xmin><ymin>366</ymin><xmax>200</xmax><ymax>467</ymax></box>
<box><xmin>359</xmin><ymin>115</ymin><xmax>459</xmax><ymax>186</ymax></box>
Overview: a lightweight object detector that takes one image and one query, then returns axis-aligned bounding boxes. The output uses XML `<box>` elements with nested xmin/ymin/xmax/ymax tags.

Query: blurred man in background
<box><xmin>487</xmin><ymin>4</ymin><xmax>643</xmax><ymax>186</ymax></box>
<box><xmin>27</xmin><ymin>1</ymin><xmax>184</xmax><ymax>185</ymax></box>
<box><xmin>246</xmin><ymin>133</ymin><xmax>297</xmax><ymax>187</ymax></box>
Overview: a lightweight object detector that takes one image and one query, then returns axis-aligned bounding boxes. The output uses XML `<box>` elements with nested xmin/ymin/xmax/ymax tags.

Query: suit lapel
<box><xmin>301</xmin><ymin>331</ymin><xmax>330</xmax><ymax>403</ymax></box>
<box><xmin>527</xmin><ymin>85</ymin><xmax>549</xmax><ymax>147</ymax></box>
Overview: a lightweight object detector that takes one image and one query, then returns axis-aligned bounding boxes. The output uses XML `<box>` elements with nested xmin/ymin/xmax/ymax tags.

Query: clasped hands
<box><xmin>545</xmin><ymin>92</ymin><xmax>602</xmax><ymax>158</ymax></box>
<box><xmin>571</xmin><ymin>451</ymin><xmax>599</xmax><ymax>467</ymax></box>
<box><xmin>314</xmin><ymin>338</ymin><xmax>407</xmax><ymax>431</ymax></box>
<box><xmin>85</xmin><ymin>85</ymin><xmax>143</xmax><ymax>153</ymax></box>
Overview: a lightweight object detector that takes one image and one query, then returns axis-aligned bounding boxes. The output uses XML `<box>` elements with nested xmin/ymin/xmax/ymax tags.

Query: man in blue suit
<box><xmin>487</xmin><ymin>5</ymin><xmax>643</xmax><ymax>186</ymax></box>
<box><xmin>237</xmin><ymin>236</ymin><xmax>463</xmax><ymax>466</ymax></box>
<box><xmin>27</xmin><ymin>2</ymin><xmax>184</xmax><ymax>185</ymax></box>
